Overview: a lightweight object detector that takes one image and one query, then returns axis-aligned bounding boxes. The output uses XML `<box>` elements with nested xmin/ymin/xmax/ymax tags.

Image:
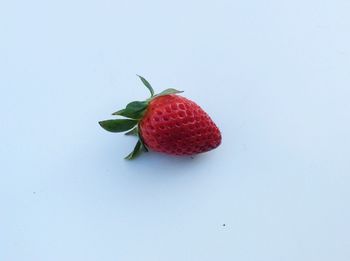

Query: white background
<box><xmin>1</xmin><ymin>0</ymin><xmax>350</xmax><ymax>260</ymax></box>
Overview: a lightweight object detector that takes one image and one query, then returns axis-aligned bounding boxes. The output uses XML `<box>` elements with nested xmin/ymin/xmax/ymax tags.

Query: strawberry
<box><xmin>99</xmin><ymin>76</ymin><xmax>221</xmax><ymax>159</ymax></box>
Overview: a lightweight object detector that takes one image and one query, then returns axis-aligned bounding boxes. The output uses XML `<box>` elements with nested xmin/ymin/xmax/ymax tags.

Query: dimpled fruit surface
<box><xmin>139</xmin><ymin>95</ymin><xmax>221</xmax><ymax>156</ymax></box>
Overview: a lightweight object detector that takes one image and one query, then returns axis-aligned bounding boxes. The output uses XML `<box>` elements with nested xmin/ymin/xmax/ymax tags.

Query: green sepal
<box><xmin>99</xmin><ymin>119</ymin><xmax>138</xmax><ymax>133</ymax></box>
<box><xmin>112</xmin><ymin>101</ymin><xmax>148</xmax><ymax>119</ymax></box>
<box><xmin>137</xmin><ymin>127</ymin><xmax>149</xmax><ymax>152</ymax></box>
<box><xmin>137</xmin><ymin>75</ymin><xmax>154</xmax><ymax>97</ymax></box>
<box><xmin>124</xmin><ymin>126</ymin><xmax>139</xmax><ymax>136</ymax></box>
<box><xmin>153</xmin><ymin>88</ymin><xmax>183</xmax><ymax>99</ymax></box>
<box><xmin>125</xmin><ymin>140</ymin><xmax>145</xmax><ymax>160</ymax></box>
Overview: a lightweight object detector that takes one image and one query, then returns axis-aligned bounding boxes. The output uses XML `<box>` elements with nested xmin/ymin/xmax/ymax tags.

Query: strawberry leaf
<box><xmin>137</xmin><ymin>75</ymin><xmax>154</xmax><ymax>97</ymax></box>
<box><xmin>112</xmin><ymin>101</ymin><xmax>148</xmax><ymax>119</ymax></box>
<box><xmin>125</xmin><ymin>126</ymin><xmax>139</xmax><ymax>136</ymax></box>
<box><xmin>99</xmin><ymin>119</ymin><xmax>138</xmax><ymax>132</ymax></box>
<box><xmin>125</xmin><ymin>140</ymin><xmax>144</xmax><ymax>160</ymax></box>
<box><xmin>154</xmin><ymin>88</ymin><xmax>183</xmax><ymax>98</ymax></box>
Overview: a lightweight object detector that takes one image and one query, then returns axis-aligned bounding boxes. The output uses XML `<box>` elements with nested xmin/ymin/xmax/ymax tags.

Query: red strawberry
<box><xmin>99</xmin><ymin>76</ymin><xmax>221</xmax><ymax>159</ymax></box>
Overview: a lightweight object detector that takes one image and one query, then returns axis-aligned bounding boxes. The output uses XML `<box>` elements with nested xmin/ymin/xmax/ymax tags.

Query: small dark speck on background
<box><xmin>33</xmin><ymin>192</ymin><xmax>36</xmax><ymax>194</ymax></box>
<box><xmin>190</xmin><ymin>156</ymin><xmax>195</xmax><ymax>159</ymax></box>
<box><xmin>222</xmin><ymin>224</ymin><xmax>226</xmax><ymax>227</ymax></box>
